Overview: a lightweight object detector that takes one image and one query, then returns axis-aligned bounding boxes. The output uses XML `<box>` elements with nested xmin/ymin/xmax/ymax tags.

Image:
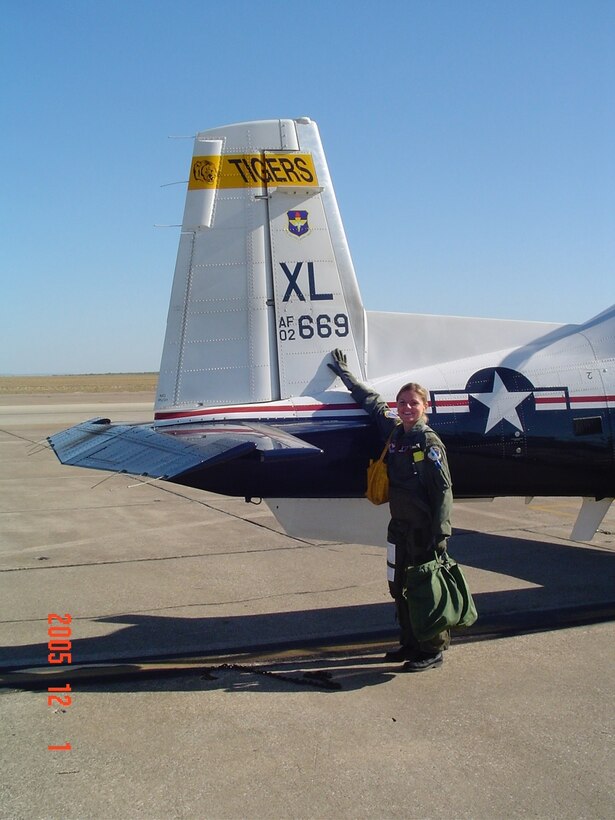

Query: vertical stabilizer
<box><xmin>155</xmin><ymin>118</ymin><xmax>365</xmax><ymax>414</ymax></box>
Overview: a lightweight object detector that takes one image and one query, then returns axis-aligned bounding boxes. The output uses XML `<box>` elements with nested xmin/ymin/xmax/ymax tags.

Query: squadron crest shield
<box><xmin>287</xmin><ymin>210</ymin><xmax>309</xmax><ymax>237</ymax></box>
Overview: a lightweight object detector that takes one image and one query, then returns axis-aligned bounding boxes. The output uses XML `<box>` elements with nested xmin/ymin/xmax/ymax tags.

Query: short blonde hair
<box><xmin>395</xmin><ymin>382</ymin><xmax>430</xmax><ymax>415</ymax></box>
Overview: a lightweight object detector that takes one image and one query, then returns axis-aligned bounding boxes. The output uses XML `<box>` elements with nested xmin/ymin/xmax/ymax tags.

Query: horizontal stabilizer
<box><xmin>48</xmin><ymin>418</ymin><xmax>322</xmax><ymax>480</ymax></box>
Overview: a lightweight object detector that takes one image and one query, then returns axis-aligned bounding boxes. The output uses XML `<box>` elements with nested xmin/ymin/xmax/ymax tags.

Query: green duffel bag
<box><xmin>403</xmin><ymin>553</ymin><xmax>478</xmax><ymax>642</ymax></box>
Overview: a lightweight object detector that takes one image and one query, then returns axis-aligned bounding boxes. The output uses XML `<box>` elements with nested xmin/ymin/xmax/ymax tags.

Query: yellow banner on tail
<box><xmin>189</xmin><ymin>153</ymin><xmax>318</xmax><ymax>189</ymax></box>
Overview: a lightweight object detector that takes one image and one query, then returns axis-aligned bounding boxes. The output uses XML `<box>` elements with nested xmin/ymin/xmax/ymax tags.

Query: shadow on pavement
<box><xmin>3</xmin><ymin>530</ymin><xmax>615</xmax><ymax>683</ymax></box>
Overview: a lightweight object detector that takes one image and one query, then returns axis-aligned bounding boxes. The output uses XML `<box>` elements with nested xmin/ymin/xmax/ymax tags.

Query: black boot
<box><xmin>381</xmin><ymin>646</ymin><xmax>417</xmax><ymax>662</ymax></box>
<box><xmin>403</xmin><ymin>651</ymin><xmax>443</xmax><ymax>672</ymax></box>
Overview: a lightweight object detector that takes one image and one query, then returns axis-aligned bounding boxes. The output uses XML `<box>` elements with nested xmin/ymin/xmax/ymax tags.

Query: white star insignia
<box><xmin>470</xmin><ymin>372</ymin><xmax>531</xmax><ymax>433</ymax></box>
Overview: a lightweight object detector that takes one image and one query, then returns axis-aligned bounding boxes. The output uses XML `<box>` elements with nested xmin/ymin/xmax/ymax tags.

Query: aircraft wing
<box><xmin>48</xmin><ymin>418</ymin><xmax>322</xmax><ymax>479</ymax></box>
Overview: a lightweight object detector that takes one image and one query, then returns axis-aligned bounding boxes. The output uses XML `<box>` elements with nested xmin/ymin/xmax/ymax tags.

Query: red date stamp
<box><xmin>47</xmin><ymin>613</ymin><xmax>72</xmax><ymax>752</ymax></box>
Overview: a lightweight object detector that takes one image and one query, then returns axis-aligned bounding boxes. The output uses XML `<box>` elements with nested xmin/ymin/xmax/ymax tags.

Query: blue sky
<box><xmin>1</xmin><ymin>0</ymin><xmax>613</xmax><ymax>374</ymax></box>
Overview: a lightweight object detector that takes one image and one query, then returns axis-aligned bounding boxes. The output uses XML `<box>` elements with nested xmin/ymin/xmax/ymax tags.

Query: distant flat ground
<box><xmin>0</xmin><ymin>373</ymin><xmax>158</xmax><ymax>396</ymax></box>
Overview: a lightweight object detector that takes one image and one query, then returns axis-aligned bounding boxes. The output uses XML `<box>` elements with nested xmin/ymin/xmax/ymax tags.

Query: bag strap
<box><xmin>438</xmin><ymin>550</ymin><xmax>457</xmax><ymax>568</ymax></box>
<box><xmin>377</xmin><ymin>430</ymin><xmax>395</xmax><ymax>464</ymax></box>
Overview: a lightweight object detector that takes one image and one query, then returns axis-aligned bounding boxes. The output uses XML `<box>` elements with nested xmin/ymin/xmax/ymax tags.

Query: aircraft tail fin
<box><xmin>155</xmin><ymin>118</ymin><xmax>365</xmax><ymax>416</ymax></box>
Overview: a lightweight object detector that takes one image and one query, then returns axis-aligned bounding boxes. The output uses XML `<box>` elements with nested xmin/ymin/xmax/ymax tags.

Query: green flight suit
<box><xmin>349</xmin><ymin>381</ymin><xmax>454</xmax><ymax>654</ymax></box>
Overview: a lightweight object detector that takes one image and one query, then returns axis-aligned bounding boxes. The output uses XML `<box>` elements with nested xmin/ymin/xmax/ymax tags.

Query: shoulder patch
<box><xmin>427</xmin><ymin>445</ymin><xmax>443</xmax><ymax>468</ymax></box>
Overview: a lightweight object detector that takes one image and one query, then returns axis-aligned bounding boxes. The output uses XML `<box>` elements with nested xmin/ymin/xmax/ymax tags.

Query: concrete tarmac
<box><xmin>1</xmin><ymin>395</ymin><xmax>614</xmax><ymax>819</ymax></box>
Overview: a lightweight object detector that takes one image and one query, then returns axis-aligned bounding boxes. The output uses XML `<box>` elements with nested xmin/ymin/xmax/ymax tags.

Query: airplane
<box><xmin>48</xmin><ymin>117</ymin><xmax>615</xmax><ymax>546</ymax></box>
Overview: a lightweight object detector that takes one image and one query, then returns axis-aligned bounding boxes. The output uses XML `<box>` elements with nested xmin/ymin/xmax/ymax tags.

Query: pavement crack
<box><xmin>0</xmin><ymin>542</ymin><xmax>310</xmax><ymax>573</ymax></box>
<box><xmin>0</xmin><ymin>583</ymin><xmax>371</xmax><ymax>623</ymax></box>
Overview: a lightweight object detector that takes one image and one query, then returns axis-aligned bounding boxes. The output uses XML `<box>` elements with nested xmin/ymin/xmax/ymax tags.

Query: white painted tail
<box><xmin>155</xmin><ymin>118</ymin><xmax>366</xmax><ymax>414</ymax></box>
